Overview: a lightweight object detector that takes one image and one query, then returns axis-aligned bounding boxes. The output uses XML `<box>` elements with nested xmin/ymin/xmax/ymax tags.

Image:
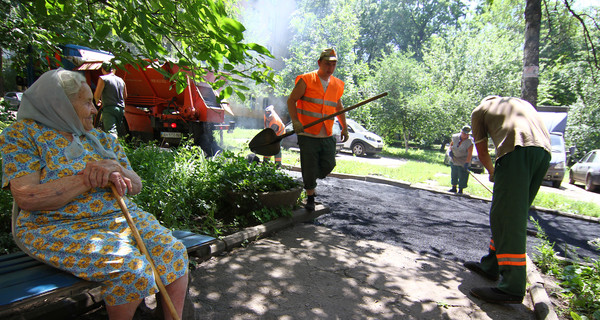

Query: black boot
<box><xmin>449</xmin><ymin>186</ymin><xmax>457</xmax><ymax>193</ymax></box>
<box><xmin>305</xmin><ymin>195</ymin><xmax>315</xmax><ymax>211</ymax></box>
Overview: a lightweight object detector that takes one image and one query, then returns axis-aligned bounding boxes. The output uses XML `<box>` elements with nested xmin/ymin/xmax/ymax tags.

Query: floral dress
<box><xmin>0</xmin><ymin>119</ymin><xmax>188</xmax><ymax>306</ymax></box>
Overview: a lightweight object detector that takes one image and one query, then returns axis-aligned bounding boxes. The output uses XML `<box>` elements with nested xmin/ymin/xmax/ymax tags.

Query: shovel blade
<box><xmin>249</xmin><ymin>128</ymin><xmax>282</xmax><ymax>156</ymax></box>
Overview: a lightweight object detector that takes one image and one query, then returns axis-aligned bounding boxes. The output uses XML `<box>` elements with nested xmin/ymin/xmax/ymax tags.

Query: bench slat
<box><xmin>0</xmin><ymin>267</ymin><xmax>86</xmax><ymax>305</ymax></box>
<box><xmin>0</xmin><ymin>230</ymin><xmax>215</xmax><ymax>308</ymax></box>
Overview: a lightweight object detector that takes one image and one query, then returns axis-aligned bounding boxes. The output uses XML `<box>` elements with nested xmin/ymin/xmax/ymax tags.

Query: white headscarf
<box><xmin>17</xmin><ymin>68</ymin><xmax>117</xmax><ymax>160</ymax></box>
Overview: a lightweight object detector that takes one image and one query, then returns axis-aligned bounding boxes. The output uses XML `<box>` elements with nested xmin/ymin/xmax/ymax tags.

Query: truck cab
<box><xmin>545</xmin><ymin>132</ymin><xmax>567</xmax><ymax>188</ymax></box>
<box><xmin>537</xmin><ymin>106</ymin><xmax>569</xmax><ymax>188</ymax></box>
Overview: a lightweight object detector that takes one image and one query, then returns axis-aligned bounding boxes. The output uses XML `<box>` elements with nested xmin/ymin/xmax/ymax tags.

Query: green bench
<box><xmin>0</xmin><ymin>230</ymin><xmax>215</xmax><ymax>319</ymax></box>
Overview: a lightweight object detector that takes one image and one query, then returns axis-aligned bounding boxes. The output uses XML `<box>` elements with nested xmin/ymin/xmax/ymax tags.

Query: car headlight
<box><xmin>554</xmin><ymin>161</ymin><xmax>565</xmax><ymax>169</ymax></box>
<box><xmin>365</xmin><ymin>135</ymin><xmax>375</xmax><ymax>142</ymax></box>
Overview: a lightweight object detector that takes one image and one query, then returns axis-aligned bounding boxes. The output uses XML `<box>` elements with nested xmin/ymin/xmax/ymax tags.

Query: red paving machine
<box><xmin>64</xmin><ymin>44</ymin><xmax>232</xmax><ymax>156</ymax></box>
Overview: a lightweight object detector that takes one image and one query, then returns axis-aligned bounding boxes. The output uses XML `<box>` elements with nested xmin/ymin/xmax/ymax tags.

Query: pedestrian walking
<box><xmin>287</xmin><ymin>48</ymin><xmax>349</xmax><ymax>211</ymax></box>
<box><xmin>464</xmin><ymin>96</ymin><xmax>551</xmax><ymax>304</ymax></box>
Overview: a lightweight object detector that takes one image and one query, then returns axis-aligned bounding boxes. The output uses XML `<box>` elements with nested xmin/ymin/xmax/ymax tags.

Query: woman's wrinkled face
<box><xmin>71</xmin><ymin>83</ymin><xmax>97</xmax><ymax>131</ymax></box>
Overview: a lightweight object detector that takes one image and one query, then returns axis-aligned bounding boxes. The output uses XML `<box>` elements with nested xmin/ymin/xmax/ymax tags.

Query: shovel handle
<box><xmin>289</xmin><ymin>92</ymin><xmax>388</xmax><ymax>136</ymax></box>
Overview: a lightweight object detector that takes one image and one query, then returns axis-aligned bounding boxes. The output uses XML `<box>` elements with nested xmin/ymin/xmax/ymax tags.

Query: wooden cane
<box><xmin>109</xmin><ymin>184</ymin><xmax>181</xmax><ymax>320</ymax></box>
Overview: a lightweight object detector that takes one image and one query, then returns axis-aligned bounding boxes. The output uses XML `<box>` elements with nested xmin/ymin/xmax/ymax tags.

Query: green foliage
<box><xmin>125</xmin><ymin>143</ymin><xmax>300</xmax><ymax>236</ymax></box>
<box><xmin>2</xmin><ymin>0</ymin><xmax>275</xmax><ymax>97</ymax></box>
<box><xmin>357</xmin><ymin>0</ymin><xmax>466</xmax><ymax>63</ymax></box>
<box><xmin>531</xmin><ymin>217</ymin><xmax>600</xmax><ymax>319</ymax></box>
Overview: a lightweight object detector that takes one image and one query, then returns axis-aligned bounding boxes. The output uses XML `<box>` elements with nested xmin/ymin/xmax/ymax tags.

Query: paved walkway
<box><xmin>188</xmin><ymin>222</ymin><xmax>539</xmax><ymax>319</ymax></box>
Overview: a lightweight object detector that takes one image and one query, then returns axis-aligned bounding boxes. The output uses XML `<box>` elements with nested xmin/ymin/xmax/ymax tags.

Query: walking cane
<box><xmin>468</xmin><ymin>170</ymin><xmax>493</xmax><ymax>195</ymax></box>
<box><xmin>109</xmin><ymin>184</ymin><xmax>181</xmax><ymax>320</ymax></box>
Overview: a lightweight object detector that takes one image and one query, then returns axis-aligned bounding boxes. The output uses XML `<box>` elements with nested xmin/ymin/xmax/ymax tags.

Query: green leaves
<box><xmin>4</xmin><ymin>0</ymin><xmax>274</xmax><ymax>99</ymax></box>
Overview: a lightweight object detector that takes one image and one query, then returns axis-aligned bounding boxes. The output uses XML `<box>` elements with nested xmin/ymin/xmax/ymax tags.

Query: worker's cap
<box><xmin>462</xmin><ymin>125</ymin><xmax>471</xmax><ymax>134</ymax></box>
<box><xmin>265</xmin><ymin>105</ymin><xmax>274</xmax><ymax>112</ymax></box>
<box><xmin>319</xmin><ymin>48</ymin><xmax>337</xmax><ymax>61</ymax></box>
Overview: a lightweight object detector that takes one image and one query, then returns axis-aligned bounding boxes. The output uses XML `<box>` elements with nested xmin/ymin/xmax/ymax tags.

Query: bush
<box><xmin>0</xmin><ymin>140</ymin><xmax>301</xmax><ymax>253</ymax></box>
<box><xmin>125</xmin><ymin>144</ymin><xmax>301</xmax><ymax>236</ymax></box>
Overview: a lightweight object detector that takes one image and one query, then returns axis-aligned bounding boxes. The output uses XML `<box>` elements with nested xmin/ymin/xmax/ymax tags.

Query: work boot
<box><xmin>305</xmin><ymin>195</ymin><xmax>315</xmax><ymax>211</ymax></box>
<box><xmin>470</xmin><ymin>287</ymin><xmax>523</xmax><ymax>304</ymax></box>
<box><xmin>448</xmin><ymin>186</ymin><xmax>457</xmax><ymax>193</ymax></box>
<box><xmin>463</xmin><ymin>261</ymin><xmax>499</xmax><ymax>281</ymax></box>
<box><xmin>458</xmin><ymin>188</ymin><xmax>463</xmax><ymax>194</ymax></box>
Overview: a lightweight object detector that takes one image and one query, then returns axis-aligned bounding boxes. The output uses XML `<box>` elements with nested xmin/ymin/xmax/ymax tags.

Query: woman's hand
<box><xmin>109</xmin><ymin>171</ymin><xmax>132</xmax><ymax>196</ymax></box>
<box><xmin>79</xmin><ymin>160</ymin><xmax>124</xmax><ymax>190</ymax></box>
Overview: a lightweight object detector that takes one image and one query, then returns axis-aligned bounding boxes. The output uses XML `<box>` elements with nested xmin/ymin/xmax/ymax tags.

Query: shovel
<box><xmin>249</xmin><ymin>92</ymin><xmax>388</xmax><ymax>156</ymax></box>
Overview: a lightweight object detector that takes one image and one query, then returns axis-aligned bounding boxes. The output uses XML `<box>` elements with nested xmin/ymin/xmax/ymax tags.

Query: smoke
<box><xmin>226</xmin><ymin>0</ymin><xmax>297</xmax><ymax>129</ymax></box>
<box><xmin>239</xmin><ymin>0</ymin><xmax>297</xmax><ymax>69</ymax></box>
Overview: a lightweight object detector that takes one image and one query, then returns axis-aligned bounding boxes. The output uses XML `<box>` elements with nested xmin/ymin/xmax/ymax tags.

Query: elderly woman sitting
<box><xmin>0</xmin><ymin>69</ymin><xmax>188</xmax><ymax>320</ymax></box>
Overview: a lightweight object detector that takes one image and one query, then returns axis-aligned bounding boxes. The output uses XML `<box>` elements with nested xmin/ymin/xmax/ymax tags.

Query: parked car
<box><xmin>569</xmin><ymin>149</ymin><xmax>600</xmax><ymax>192</ymax></box>
<box><xmin>544</xmin><ymin>132</ymin><xmax>566</xmax><ymax>188</ymax></box>
<box><xmin>280</xmin><ymin>121</ymin><xmax>343</xmax><ymax>153</ymax></box>
<box><xmin>443</xmin><ymin>144</ymin><xmax>485</xmax><ymax>173</ymax></box>
<box><xmin>3</xmin><ymin>92</ymin><xmax>22</xmax><ymax>110</ymax></box>
<box><xmin>335</xmin><ymin>118</ymin><xmax>384</xmax><ymax>156</ymax></box>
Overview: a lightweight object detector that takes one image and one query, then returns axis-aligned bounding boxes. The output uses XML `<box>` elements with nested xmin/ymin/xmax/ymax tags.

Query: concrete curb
<box><xmin>204</xmin><ymin>204</ymin><xmax>329</xmax><ymax>258</ymax></box>
<box><xmin>283</xmin><ymin>165</ymin><xmax>560</xmax><ymax>320</ymax></box>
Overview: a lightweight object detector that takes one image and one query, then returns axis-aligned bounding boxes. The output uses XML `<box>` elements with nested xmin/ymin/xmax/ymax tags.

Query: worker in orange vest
<box><xmin>263</xmin><ymin>105</ymin><xmax>285</xmax><ymax>166</ymax></box>
<box><xmin>287</xmin><ymin>48</ymin><xmax>349</xmax><ymax>211</ymax></box>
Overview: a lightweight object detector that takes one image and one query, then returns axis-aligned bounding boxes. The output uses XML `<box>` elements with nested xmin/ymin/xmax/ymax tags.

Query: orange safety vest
<box><xmin>264</xmin><ymin>112</ymin><xmax>285</xmax><ymax>136</ymax></box>
<box><xmin>295</xmin><ymin>71</ymin><xmax>344</xmax><ymax>136</ymax></box>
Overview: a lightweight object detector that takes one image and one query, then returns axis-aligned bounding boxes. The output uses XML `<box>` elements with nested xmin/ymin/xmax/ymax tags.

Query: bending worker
<box><xmin>287</xmin><ymin>48</ymin><xmax>349</xmax><ymax>211</ymax></box>
<box><xmin>464</xmin><ymin>96</ymin><xmax>551</xmax><ymax>305</ymax></box>
<box><xmin>448</xmin><ymin>125</ymin><xmax>474</xmax><ymax>194</ymax></box>
<box><xmin>263</xmin><ymin>105</ymin><xmax>285</xmax><ymax>166</ymax></box>
<box><xmin>94</xmin><ymin>61</ymin><xmax>127</xmax><ymax>137</ymax></box>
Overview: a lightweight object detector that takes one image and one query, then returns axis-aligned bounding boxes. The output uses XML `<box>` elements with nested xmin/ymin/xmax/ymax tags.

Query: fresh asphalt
<box><xmin>288</xmin><ymin>171</ymin><xmax>600</xmax><ymax>264</ymax></box>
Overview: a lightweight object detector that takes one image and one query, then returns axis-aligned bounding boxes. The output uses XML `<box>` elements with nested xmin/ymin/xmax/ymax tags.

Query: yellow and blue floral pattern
<box><xmin>0</xmin><ymin>119</ymin><xmax>188</xmax><ymax>306</ymax></box>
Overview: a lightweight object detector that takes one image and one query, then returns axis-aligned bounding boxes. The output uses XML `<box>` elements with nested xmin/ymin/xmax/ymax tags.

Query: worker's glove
<box><xmin>463</xmin><ymin>163</ymin><xmax>469</xmax><ymax>171</ymax></box>
<box><xmin>292</xmin><ymin>120</ymin><xmax>304</xmax><ymax>133</ymax></box>
<box><xmin>341</xmin><ymin>128</ymin><xmax>349</xmax><ymax>142</ymax></box>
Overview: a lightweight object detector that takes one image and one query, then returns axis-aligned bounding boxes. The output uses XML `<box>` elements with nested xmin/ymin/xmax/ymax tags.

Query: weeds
<box><xmin>531</xmin><ymin>217</ymin><xmax>600</xmax><ymax>319</ymax></box>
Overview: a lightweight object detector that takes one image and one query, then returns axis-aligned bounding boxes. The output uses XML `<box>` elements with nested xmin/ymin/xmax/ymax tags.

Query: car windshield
<box><xmin>346</xmin><ymin>119</ymin><xmax>369</xmax><ymax>133</ymax></box>
<box><xmin>550</xmin><ymin>134</ymin><xmax>565</xmax><ymax>153</ymax></box>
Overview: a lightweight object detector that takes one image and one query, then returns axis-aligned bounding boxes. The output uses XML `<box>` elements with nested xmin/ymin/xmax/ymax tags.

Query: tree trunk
<box><xmin>403</xmin><ymin>127</ymin><xmax>409</xmax><ymax>152</ymax></box>
<box><xmin>0</xmin><ymin>48</ymin><xmax>4</xmax><ymax>96</ymax></box>
<box><xmin>522</xmin><ymin>0</ymin><xmax>541</xmax><ymax>108</ymax></box>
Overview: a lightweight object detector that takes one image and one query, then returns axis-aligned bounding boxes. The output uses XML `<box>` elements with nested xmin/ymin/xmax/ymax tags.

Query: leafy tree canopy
<box><xmin>0</xmin><ymin>0</ymin><xmax>276</xmax><ymax>98</ymax></box>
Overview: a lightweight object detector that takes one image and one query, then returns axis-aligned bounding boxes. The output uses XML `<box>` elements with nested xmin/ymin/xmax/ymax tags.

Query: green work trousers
<box><xmin>479</xmin><ymin>146</ymin><xmax>550</xmax><ymax>296</ymax></box>
<box><xmin>450</xmin><ymin>163</ymin><xmax>469</xmax><ymax>189</ymax></box>
<box><xmin>102</xmin><ymin>105</ymin><xmax>125</xmax><ymax>137</ymax></box>
<box><xmin>297</xmin><ymin>135</ymin><xmax>337</xmax><ymax>190</ymax></box>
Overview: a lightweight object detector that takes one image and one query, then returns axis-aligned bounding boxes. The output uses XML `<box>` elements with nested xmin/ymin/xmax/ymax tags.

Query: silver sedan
<box><xmin>569</xmin><ymin>149</ymin><xmax>600</xmax><ymax>192</ymax></box>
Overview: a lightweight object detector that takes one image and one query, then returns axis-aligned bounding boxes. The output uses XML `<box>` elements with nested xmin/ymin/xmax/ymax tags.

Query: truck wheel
<box><xmin>352</xmin><ymin>142</ymin><xmax>366</xmax><ymax>157</ymax></box>
<box><xmin>552</xmin><ymin>180</ymin><xmax>561</xmax><ymax>188</ymax></box>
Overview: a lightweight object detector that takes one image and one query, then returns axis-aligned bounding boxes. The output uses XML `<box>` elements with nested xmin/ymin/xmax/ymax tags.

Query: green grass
<box><xmin>222</xmin><ymin>128</ymin><xmax>600</xmax><ymax>218</ymax></box>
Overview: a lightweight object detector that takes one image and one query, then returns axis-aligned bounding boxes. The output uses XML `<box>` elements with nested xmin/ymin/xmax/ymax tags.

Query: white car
<box><xmin>335</xmin><ymin>118</ymin><xmax>384</xmax><ymax>156</ymax></box>
<box><xmin>3</xmin><ymin>92</ymin><xmax>22</xmax><ymax>110</ymax></box>
<box><xmin>569</xmin><ymin>149</ymin><xmax>600</xmax><ymax>192</ymax></box>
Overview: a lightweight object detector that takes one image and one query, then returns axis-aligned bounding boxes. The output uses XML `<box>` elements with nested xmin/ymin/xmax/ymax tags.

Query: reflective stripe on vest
<box><xmin>295</xmin><ymin>71</ymin><xmax>344</xmax><ymax>136</ymax></box>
